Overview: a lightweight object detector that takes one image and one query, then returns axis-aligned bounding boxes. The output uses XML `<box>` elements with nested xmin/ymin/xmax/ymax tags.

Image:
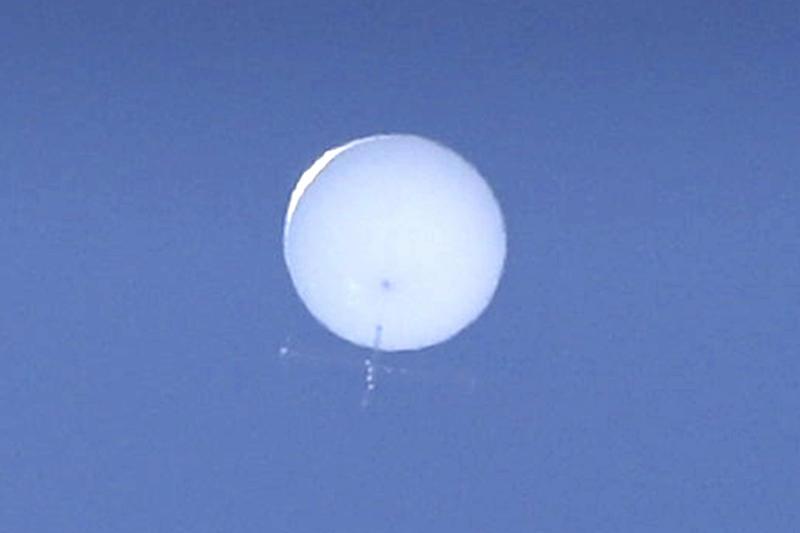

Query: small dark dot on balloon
<box><xmin>380</xmin><ymin>279</ymin><xmax>393</xmax><ymax>291</ymax></box>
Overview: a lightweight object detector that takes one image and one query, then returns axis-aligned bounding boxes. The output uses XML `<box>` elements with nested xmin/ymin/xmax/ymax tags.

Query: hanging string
<box><xmin>361</xmin><ymin>324</ymin><xmax>383</xmax><ymax>408</ymax></box>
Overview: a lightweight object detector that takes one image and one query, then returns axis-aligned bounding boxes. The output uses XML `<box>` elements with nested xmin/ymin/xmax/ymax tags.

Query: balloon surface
<box><xmin>284</xmin><ymin>134</ymin><xmax>506</xmax><ymax>351</ymax></box>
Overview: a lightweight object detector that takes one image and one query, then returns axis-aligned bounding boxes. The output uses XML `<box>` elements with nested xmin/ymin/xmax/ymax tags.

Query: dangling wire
<box><xmin>360</xmin><ymin>324</ymin><xmax>383</xmax><ymax>409</ymax></box>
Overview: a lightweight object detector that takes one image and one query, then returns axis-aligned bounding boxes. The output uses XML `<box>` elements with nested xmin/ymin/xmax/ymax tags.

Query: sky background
<box><xmin>1</xmin><ymin>1</ymin><xmax>798</xmax><ymax>532</ymax></box>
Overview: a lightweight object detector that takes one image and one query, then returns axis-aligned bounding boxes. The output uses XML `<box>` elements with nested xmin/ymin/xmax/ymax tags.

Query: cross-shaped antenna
<box><xmin>278</xmin><ymin>327</ymin><xmax>475</xmax><ymax>407</ymax></box>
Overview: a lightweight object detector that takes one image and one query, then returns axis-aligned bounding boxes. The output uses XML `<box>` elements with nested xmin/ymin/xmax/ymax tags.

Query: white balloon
<box><xmin>283</xmin><ymin>134</ymin><xmax>506</xmax><ymax>352</ymax></box>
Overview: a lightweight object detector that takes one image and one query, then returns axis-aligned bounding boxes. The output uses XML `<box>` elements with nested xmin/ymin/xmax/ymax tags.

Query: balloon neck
<box><xmin>372</xmin><ymin>324</ymin><xmax>384</xmax><ymax>352</ymax></box>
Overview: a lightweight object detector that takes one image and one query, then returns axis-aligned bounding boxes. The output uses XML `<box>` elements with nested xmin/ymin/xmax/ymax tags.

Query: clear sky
<box><xmin>2</xmin><ymin>1</ymin><xmax>798</xmax><ymax>532</ymax></box>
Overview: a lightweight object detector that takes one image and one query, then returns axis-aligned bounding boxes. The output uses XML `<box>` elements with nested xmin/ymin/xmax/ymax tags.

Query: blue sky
<box><xmin>1</xmin><ymin>2</ymin><xmax>798</xmax><ymax>532</ymax></box>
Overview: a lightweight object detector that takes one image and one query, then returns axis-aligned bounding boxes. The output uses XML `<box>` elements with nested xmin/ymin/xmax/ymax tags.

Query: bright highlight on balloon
<box><xmin>283</xmin><ymin>134</ymin><xmax>506</xmax><ymax>352</ymax></box>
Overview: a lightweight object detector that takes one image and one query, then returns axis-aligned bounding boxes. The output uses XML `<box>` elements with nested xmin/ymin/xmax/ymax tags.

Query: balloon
<box><xmin>283</xmin><ymin>134</ymin><xmax>506</xmax><ymax>352</ymax></box>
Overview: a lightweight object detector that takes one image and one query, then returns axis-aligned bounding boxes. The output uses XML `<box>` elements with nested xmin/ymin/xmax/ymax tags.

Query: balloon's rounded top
<box><xmin>283</xmin><ymin>134</ymin><xmax>506</xmax><ymax>352</ymax></box>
